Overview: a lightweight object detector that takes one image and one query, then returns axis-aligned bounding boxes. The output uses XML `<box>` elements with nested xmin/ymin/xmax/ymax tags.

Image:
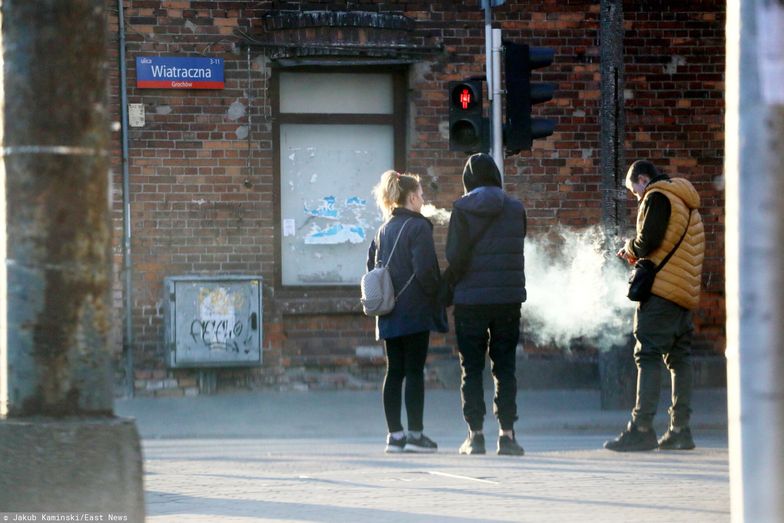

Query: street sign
<box><xmin>136</xmin><ymin>56</ymin><xmax>224</xmax><ymax>89</ymax></box>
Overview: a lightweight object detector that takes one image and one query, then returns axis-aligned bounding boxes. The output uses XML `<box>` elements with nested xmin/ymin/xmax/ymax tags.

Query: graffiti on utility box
<box><xmin>164</xmin><ymin>276</ymin><xmax>262</xmax><ymax>368</ymax></box>
<box><xmin>188</xmin><ymin>286</ymin><xmax>253</xmax><ymax>354</ymax></box>
<box><xmin>189</xmin><ymin>318</ymin><xmax>248</xmax><ymax>354</ymax></box>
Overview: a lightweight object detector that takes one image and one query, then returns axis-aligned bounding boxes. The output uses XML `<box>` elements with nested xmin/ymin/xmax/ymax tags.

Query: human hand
<box><xmin>616</xmin><ymin>247</ymin><xmax>636</xmax><ymax>264</ymax></box>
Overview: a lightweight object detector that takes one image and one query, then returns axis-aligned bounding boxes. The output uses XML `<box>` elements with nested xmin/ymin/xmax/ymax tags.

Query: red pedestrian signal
<box><xmin>448</xmin><ymin>80</ymin><xmax>485</xmax><ymax>152</ymax></box>
<box><xmin>460</xmin><ymin>89</ymin><xmax>471</xmax><ymax>109</ymax></box>
<box><xmin>455</xmin><ymin>87</ymin><xmax>475</xmax><ymax>110</ymax></box>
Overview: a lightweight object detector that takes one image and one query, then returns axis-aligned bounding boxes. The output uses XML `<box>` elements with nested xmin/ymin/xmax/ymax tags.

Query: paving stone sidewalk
<box><xmin>117</xmin><ymin>388</ymin><xmax>729</xmax><ymax>522</ymax></box>
<box><xmin>141</xmin><ymin>435</ymin><xmax>728</xmax><ymax>523</ymax></box>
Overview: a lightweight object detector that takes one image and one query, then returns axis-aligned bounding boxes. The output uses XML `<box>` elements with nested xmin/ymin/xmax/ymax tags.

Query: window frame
<box><xmin>271</xmin><ymin>65</ymin><xmax>407</xmax><ymax>301</ymax></box>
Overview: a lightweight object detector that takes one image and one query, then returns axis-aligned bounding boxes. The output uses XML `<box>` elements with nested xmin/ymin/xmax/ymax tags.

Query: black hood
<box><xmin>454</xmin><ymin>185</ymin><xmax>506</xmax><ymax>217</ymax></box>
<box><xmin>462</xmin><ymin>153</ymin><xmax>502</xmax><ymax>192</ymax></box>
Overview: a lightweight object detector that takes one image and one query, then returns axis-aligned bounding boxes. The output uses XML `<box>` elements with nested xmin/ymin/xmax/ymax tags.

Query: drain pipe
<box><xmin>117</xmin><ymin>0</ymin><xmax>134</xmax><ymax>398</ymax></box>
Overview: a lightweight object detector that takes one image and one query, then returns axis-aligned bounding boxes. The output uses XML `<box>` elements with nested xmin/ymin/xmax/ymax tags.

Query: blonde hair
<box><xmin>372</xmin><ymin>170</ymin><xmax>421</xmax><ymax>218</ymax></box>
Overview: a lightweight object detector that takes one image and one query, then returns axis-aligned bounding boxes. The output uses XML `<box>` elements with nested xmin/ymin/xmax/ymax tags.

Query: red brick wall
<box><xmin>106</xmin><ymin>0</ymin><xmax>725</xmax><ymax>392</ymax></box>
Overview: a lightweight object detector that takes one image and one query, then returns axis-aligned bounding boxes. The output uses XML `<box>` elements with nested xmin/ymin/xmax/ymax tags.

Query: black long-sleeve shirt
<box><xmin>626</xmin><ymin>191</ymin><xmax>671</xmax><ymax>258</ymax></box>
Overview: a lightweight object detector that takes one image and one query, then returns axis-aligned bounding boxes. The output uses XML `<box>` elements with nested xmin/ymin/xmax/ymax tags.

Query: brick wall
<box><xmin>106</xmin><ymin>0</ymin><xmax>725</xmax><ymax>394</ymax></box>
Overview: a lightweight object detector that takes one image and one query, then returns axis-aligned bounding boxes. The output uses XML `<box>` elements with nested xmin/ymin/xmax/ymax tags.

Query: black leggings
<box><xmin>383</xmin><ymin>331</ymin><xmax>430</xmax><ymax>433</ymax></box>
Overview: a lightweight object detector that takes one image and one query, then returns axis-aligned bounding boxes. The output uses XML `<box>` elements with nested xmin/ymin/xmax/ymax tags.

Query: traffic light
<box><xmin>504</xmin><ymin>42</ymin><xmax>556</xmax><ymax>154</ymax></box>
<box><xmin>448</xmin><ymin>80</ymin><xmax>487</xmax><ymax>153</ymax></box>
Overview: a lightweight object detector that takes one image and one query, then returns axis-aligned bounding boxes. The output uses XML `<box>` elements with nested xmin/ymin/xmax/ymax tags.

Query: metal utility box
<box><xmin>163</xmin><ymin>275</ymin><xmax>262</xmax><ymax>368</ymax></box>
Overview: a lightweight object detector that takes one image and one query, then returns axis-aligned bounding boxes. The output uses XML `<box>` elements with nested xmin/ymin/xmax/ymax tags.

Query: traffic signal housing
<box><xmin>448</xmin><ymin>80</ymin><xmax>487</xmax><ymax>153</ymax></box>
<box><xmin>504</xmin><ymin>42</ymin><xmax>557</xmax><ymax>154</ymax></box>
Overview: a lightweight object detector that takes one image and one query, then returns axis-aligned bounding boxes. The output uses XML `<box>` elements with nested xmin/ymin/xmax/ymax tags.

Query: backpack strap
<box><xmin>378</xmin><ymin>218</ymin><xmax>412</xmax><ymax>267</ymax></box>
<box><xmin>376</xmin><ymin>217</ymin><xmax>416</xmax><ymax>300</ymax></box>
<box><xmin>374</xmin><ymin>228</ymin><xmax>383</xmax><ymax>266</ymax></box>
<box><xmin>653</xmin><ymin>209</ymin><xmax>693</xmax><ymax>273</ymax></box>
<box><xmin>395</xmin><ymin>273</ymin><xmax>416</xmax><ymax>301</ymax></box>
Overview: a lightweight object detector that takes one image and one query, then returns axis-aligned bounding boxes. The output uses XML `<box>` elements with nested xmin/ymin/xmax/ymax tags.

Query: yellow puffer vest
<box><xmin>638</xmin><ymin>178</ymin><xmax>705</xmax><ymax>310</ymax></box>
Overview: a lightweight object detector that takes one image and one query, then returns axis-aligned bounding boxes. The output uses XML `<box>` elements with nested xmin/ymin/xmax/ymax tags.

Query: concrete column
<box><xmin>0</xmin><ymin>1</ymin><xmax>144</xmax><ymax>519</ymax></box>
<box><xmin>725</xmin><ymin>1</ymin><xmax>784</xmax><ymax>521</ymax></box>
<box><xmin>3</xmin><ymin>0</ymin><xmax>114</xmax><ymax>417</ymax></box>
<box><xmin>598</xmin><ymin>0</ymin><xmax>634</xmax><ymax>410</ymax></box>
<box><xmin>599</xmin><ymin>0</ymin><xmax>625</xmax><ymax>234</ymax></box>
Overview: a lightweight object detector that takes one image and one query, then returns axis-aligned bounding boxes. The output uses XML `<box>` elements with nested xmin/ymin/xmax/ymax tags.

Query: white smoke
<box><xmin>421</xmin><ymin>203</ymin><xmax>451</xmax><ymax>225</ymax></box>
<box><xmin>523</xmin><ymin>226</ymin><xmax>635</xmax><ymax>351</ymax></box>
<box><xmin>420</xmin><ymin>204</ymin><xmax>634</xmax><ymax>351</ymax></box>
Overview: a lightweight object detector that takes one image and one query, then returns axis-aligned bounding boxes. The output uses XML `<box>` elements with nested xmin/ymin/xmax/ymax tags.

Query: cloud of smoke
<box><xmin>418</xmin><ymin>204</ymin><xmax>634</xmax><ymax>352</ymax></box>
<box><xmin>421</xmin><ymin>204</ymin><xmax>451</xmax><ymax>225</ymax></box>
<box><xmin>523</xmin><ymin>226</ymin><xmax>635</xmax><ymax>352</ymax></box>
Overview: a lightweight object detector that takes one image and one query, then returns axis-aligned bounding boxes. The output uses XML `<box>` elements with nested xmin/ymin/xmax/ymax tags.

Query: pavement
<box><xmin>115</xmin><ymin>388</ymin><xmax>730</xmax><ymax>522</ymax></box>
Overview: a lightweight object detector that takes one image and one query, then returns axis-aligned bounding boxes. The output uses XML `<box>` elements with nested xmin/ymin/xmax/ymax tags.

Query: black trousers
<box><xmin>383</xmin><ymin>331</ymin><xmax>430</xmax><ymax>433</ymax></box>
<box><xmin>455</xmin><ymin>310</ymin><xmax>520</xmax><ymax>432</ymax></box>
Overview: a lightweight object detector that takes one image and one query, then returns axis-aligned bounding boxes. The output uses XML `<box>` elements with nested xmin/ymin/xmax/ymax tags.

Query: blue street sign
<box><xmin>136</xmin><ymin>56</ymin><xmax>224</xmax><ymax>90</ymax></box>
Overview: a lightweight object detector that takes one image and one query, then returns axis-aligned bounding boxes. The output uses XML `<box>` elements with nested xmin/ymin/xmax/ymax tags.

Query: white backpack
<box><xmin>360</xmin><ymin>218</ymin><xmax>415</xmax><ymax>316</ymax></box>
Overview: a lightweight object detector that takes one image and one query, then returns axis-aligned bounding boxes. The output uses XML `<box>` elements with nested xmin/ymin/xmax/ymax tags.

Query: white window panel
<box><xmin>279</xmin><ymin>73</ymin><xmax>394</xmax><ymax>114</ymax></box>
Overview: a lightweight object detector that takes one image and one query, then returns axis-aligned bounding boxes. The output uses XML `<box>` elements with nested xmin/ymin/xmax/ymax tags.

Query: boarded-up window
<box><xmin>275</xmin><ymin>69</ymin><xmax>404</xmax><ymax>286</ymax></box>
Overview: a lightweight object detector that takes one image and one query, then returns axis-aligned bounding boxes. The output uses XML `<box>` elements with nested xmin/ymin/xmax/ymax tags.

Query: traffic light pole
<box><xmin>484</xmin><ymin>6</ymin><xmax>493</xmax><ymax>102</ymax></box>
<box><xmin>491</xmin><ymin>28</ymin><xmax>504</xmax><ymax>182</ymax></box>
<box><xmin>482</xmin><ymin>1</ymin><xmax>503</xmax><ymax>179</ymax></box>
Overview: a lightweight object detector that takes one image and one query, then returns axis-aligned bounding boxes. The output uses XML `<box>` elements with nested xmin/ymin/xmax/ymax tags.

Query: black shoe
<box><xmin>405</xmin><ymin>433</ymin><xmax>438</xmax><ymax>453</ymax></box>
<box><xmin>658</xmin><ymin>427</ymin><xmax>695</xmax><ymax>450</ymax></box>
<box><xmin>497</xmin><ymin>433</ymin><xmax>525</xmax><ymax>456</ymax></box>
<box><xmin>459</xmin><ymin>432</ymin><xmax>486</xmax><ymax>455</ymax></box>
<box><xmin>385</xmin><ymin>434</ymin><xmax>406</xmax><ymax>453</ymax></box>
<box><xmin>604</xmin><ymin>422</ymin><xmax>658</xmax><ymax>452</ymax></box>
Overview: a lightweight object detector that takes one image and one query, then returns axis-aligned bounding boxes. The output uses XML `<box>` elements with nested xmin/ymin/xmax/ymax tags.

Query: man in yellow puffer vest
<box><xmin>605</xmin><ymin>160</ymin><xmax>705</xmax><ymax>452</ymax></box>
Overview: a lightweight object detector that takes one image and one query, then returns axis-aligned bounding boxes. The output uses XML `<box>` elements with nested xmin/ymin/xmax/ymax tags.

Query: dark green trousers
<box><xmin>631</xmin><ymin>295</ymin><xmax>694</xmax><ymax>430</ymax></box>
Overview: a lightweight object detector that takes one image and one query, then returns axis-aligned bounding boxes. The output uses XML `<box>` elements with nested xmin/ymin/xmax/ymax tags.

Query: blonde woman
<box><xmin>367</xmin><ymin>170</ymin><xmax>447</xmax><ymax>453</ymax></box>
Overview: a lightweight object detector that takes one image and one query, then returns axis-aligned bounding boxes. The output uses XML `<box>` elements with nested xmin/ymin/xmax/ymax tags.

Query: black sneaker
<box><xmin>385</xmin><ymin>434</ymin><xmax>406</xmax><ymax>453</ymax></box>
<box><xmin>404</xmin><ymin>433</ymin><xmax>438</xmax><ymax>453</ymax></box>
<box><xmin>658</xmin><ymin>427</ymin><xmax>696</xmax><ymax>450</ymax></box>
<box><xmin>458</xmin><ymin>432</ymin><xmax>486</xmax><ymax>455</ymax></box>
<box><xmin>604</xmin><ymin>422</ymin><xmax>658</xmax><ymax>452</ymax></box>
<box><xmin>498</xmin><ymin>433</ymin><xmax>525</xmax><ymax>456</ymax></box>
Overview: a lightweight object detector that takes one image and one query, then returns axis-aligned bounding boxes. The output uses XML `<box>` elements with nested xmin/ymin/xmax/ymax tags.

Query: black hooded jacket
<box><xmin>445</xmin><ymin>153</ymin><xmax>527</xmax><ymax>309</ymax></box>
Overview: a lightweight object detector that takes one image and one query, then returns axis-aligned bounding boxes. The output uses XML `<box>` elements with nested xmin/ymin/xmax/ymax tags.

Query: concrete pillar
<box><xmin>599</xmin><ymin>0</ymin><xmax>625</xmax><ymax>234</ymax></box>
<box><xmin>598</xmin><ymin>336</ymin><xmax>636</xmax><ymax>411</ymax></box>
<box><xmin>0</xmin><ymin>1</ymin><xmax>144</xmax><ymax>519</ymax></box>
<box><xmin>598</xmin><ymin>0</ymin><xmax>634</xmax><ymax>410</ymax></box>
<box><xmin>725</xmin><ymin>1</ymin><xmax>784</xmax><ymax>521</ymax></box>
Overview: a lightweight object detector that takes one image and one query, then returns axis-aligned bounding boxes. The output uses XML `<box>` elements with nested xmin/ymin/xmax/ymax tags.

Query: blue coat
<box><xmin>366</xmin><ymin>208</ymin><xmax>448</xmax><ymax>340</ymax></box>
<box><xmin>445</xmin><ymin>186</ymin><xmax>527</xmax><ymax>305</ymax></box>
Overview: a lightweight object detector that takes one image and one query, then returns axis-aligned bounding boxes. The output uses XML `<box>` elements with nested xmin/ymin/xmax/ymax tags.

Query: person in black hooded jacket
<box><xmin>444</xmin><ymin>153</ymin><xmax>527</xmax><ymax>456</ymax></box>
